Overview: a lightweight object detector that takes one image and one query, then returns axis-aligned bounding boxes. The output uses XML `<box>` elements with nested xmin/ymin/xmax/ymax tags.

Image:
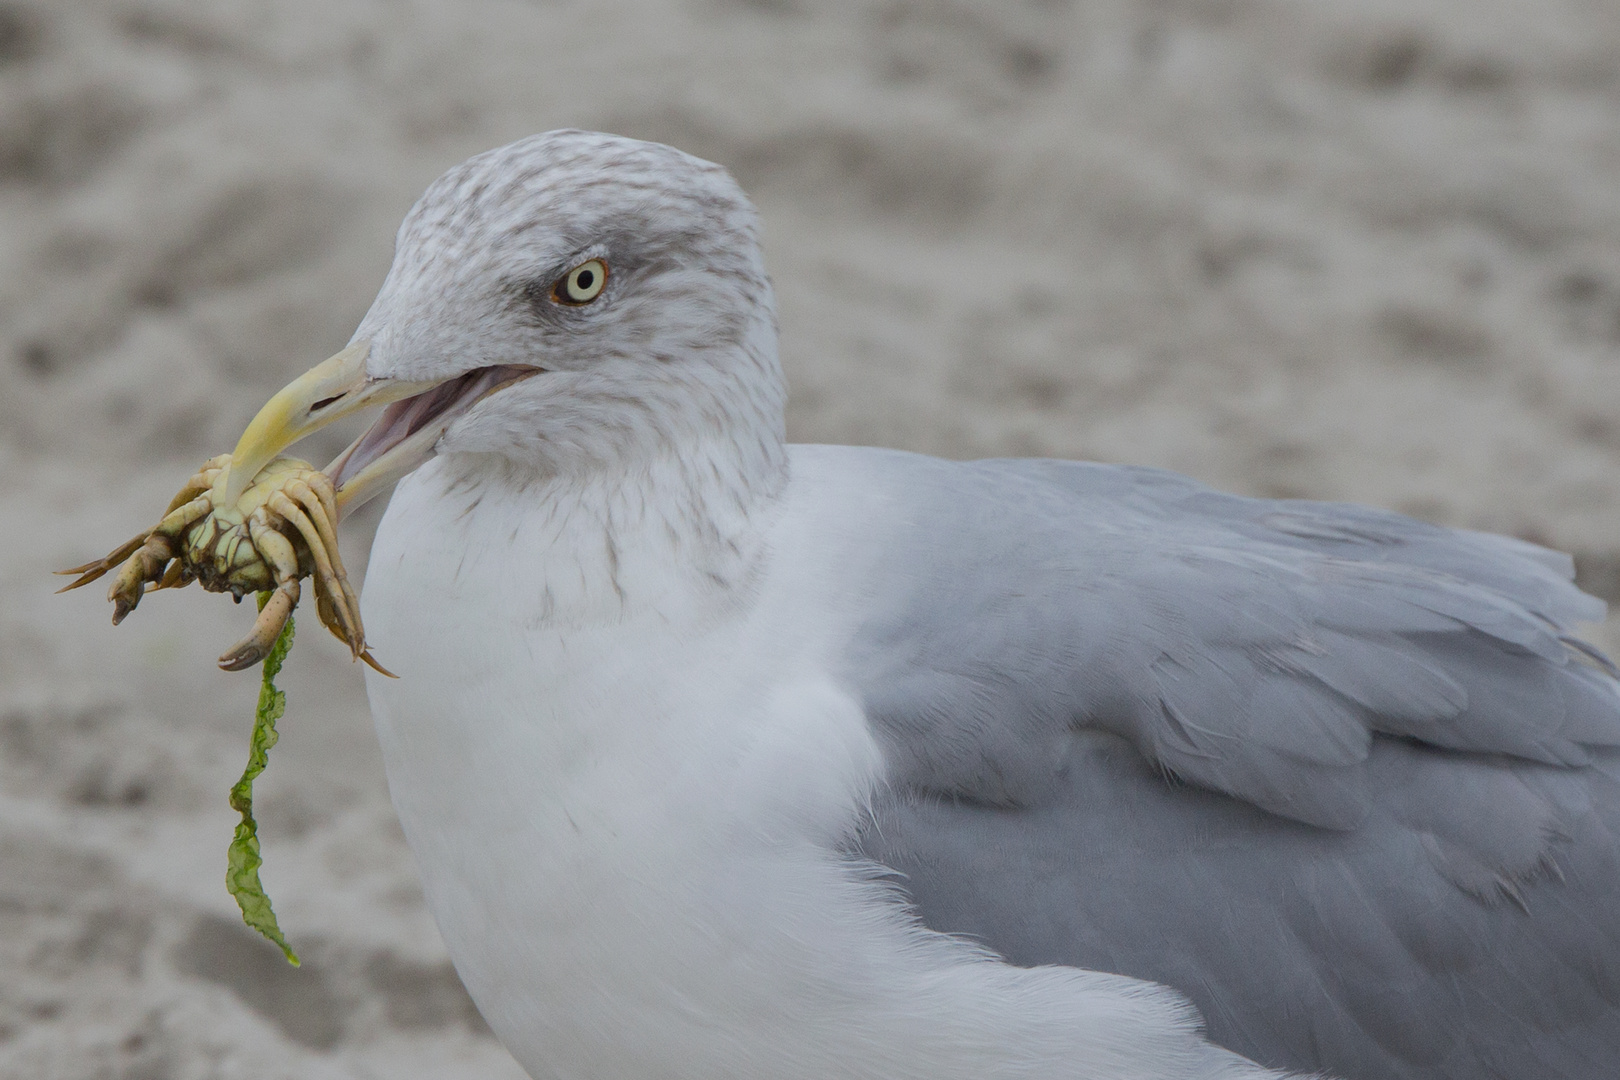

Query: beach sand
<box><xmin>4</xmin><ymin>1</ymin><xmax>1620</xmax><ymax>1075</ymax></box>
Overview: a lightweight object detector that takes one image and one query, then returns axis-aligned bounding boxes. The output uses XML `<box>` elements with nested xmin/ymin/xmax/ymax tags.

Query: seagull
<box><xmin>222</xmin><ymin>130</ymin><xmax>1620</xmax><ymax>1080</ymax></box>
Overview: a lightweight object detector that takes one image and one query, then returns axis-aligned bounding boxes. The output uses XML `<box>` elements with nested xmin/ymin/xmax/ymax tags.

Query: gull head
<box><xmin>224</xmin><ymin>130</ymin><xmax>786</xmax><ymax>510</ymax></box>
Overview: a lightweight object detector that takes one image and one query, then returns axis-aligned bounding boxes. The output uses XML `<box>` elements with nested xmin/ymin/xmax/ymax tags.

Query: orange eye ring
<box><xmin>553</xmin><ymin>259</ymin><xmax>608</xmax><ymax>305</ymax></box>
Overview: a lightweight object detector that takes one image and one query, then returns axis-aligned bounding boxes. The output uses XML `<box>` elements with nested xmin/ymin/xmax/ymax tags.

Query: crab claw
<box><xmin>109</xmin><ymin>534</ymin><xmax>178</xmax><ymax>624</ymax></box>
<box><xmin>218</xmin><ymin>585</ymin><xmax>297</xmax><ymax>672</ymax></box>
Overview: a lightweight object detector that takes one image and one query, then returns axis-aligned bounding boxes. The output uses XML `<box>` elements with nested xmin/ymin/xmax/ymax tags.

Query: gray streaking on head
<box><xmin>238</xmin><ymin>129</ymin><xmax>1620</xmax><ymax>1080</ymax></box>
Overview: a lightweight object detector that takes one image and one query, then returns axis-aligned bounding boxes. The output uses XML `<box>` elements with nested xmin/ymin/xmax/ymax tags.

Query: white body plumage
<box><xmin>361</xmin><ymin>443</ymin><xmax>1278</xmax><ymax>1080</ymax></box>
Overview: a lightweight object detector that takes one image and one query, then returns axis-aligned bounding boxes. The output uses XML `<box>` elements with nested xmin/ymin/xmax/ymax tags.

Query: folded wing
<box><xmin>790</xmin><ymin>446</ymin><xmax>1620</xmax><ymax>1078</ymax></box>
<box><xmin>825</xmin><ymin>449</ymin><xmax>1620</xmax><ymax>828</ymax></box>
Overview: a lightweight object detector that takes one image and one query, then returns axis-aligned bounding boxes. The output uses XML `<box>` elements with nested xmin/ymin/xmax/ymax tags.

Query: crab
<box><xmin>57</xmin><ymin>454</ymin><xmax>389</xmax><ymax>674</ymax></box>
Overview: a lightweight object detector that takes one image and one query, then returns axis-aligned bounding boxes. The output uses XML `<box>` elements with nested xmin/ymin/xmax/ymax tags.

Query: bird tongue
<box><xmin>328</xmin><ymin>364</ymin><xmax>537</xmax><ymax>496</ymax></box>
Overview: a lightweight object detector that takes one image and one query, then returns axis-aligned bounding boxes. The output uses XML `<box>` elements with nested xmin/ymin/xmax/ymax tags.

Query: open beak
<box><xmin>225</xmin><ymin>339</ymin><xmax>539</xmax><ymax>514</ymax></box>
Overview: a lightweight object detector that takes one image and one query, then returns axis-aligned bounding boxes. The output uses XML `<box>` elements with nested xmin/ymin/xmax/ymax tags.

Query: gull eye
<box><xmin>553</xmin><ymin>258</ymin><xmax>608</xmax><ymax>305</ymax></box>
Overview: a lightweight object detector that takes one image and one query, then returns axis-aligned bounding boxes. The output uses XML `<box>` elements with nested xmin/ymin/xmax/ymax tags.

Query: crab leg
<box><xmin>105</xmin><ymin>534</ymin><xmax>176</xmax><ymax>624</ymax></box>
<box><xmin>302</xmin><ymin>483</ymin><xmax>374</xmax><ymax>669</ymax></box>
<box><xmin>284</xmin><ymin>478</ymin><xmax>340</xmax><ymax>561</ymax></box>
<box><xmin>302</xmin><ymin>470</ymin><xmax>340</xmax><ymax>533</ymax></box>
<box><xmin>55</xmin><ymin>532</ymin><xmax>149</xmax><ymax>590</ymax></box>
<box><xmin>218</xmin><ymin>510</ymin><xmax>302</xmax><ymax>672</ymax></box>
<box><xmin>55</xmin><ymin>456</ymin><xmax>229</xmax><ymax>590</ymax></box>
<box><xmin>282</xmin><ymin>482</ymin><xmax>364</xmax><ymax>647</ymax></box>
<box><xmin>282</xmin><ymin>482</ymin><xmax>355</xmax><ymax>616</ymax></box>
<box><xmin>105</xmin><ymin>493</ymin><xmax>220</xmax><ymax>622</ymax></box>
<box><xmin>265</xmin><ymin>489</ymin><xmax>360</xmax><ymax>653</ymax></box>
<box><xmin>307</xmin><ymin>565</ymin><xmax>394</xmax><ymax>676</ymax></box>
<box><xmin>153</xmin><ymin>558</ymin><xmax>192</xmax><ymax>591</ymax></box>
<box><xmin>159</xmin><ymin>454</ymin><xmax>230</xmax><ymax>515</ymax></box>
<box><xmin>266</xmin><ymin>489</ymin><xmax>393</xmax><ymax>675</ymax></box>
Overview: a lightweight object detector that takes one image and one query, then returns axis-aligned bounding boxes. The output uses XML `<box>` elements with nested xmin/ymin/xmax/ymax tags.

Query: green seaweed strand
<box><xmin>226</xmin><ymin>593</ymin><xmax>300</xmax><ymax>965</ymax></box>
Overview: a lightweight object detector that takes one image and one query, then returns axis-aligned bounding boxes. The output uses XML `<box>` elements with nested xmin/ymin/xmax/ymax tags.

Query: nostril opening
<box><xmin>311</xmin><ymin>395</ymin><xmax>344</xmax><ymax>412</ymax></box>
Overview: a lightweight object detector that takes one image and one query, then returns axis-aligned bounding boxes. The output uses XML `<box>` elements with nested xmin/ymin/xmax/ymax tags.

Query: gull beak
<box><xmin>223</xmin><ymin>341</ymin><xmax>438</xmax><ymax>507</ymax></box>
<box><xmin>226</xmin><ymin>339</ymin><xmax>540</xmax><ymax>515</ymax></box>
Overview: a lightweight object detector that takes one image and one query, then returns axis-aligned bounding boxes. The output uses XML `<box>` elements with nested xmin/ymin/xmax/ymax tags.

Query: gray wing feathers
<box><xmin>807</xmin><ymin>444</ymin><xmax>1620</xmax><ymax>1077</ymax></box>
<box><xmin>856</xmin><ymin>733</ymin><xmax>1620</xmax><ymax>1079</ymax></box>
<box><xmin>832</xmin><ymin>450</ymin><xmax>1620</xmax><ymax>827</ymax></box>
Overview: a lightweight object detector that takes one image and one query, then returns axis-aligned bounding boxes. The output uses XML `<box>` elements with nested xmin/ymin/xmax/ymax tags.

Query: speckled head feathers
<box><xmin>352</xmin><ymin>130</ymin><xmax>786</xmax><ymax>482</ymax></box>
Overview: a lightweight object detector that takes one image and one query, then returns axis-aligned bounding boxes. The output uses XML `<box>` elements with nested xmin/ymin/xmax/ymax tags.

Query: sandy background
<box><xmin>4</xmin><ymin>0</ymin><xmax>1620</xmax><ymax>1076</ymax></box>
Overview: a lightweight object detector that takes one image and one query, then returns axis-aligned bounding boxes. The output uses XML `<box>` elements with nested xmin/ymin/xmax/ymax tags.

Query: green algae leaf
<box><xmin>225</xmin><ymin>593</ymin><xmax>299</xmax><ymax>965</ymax></box>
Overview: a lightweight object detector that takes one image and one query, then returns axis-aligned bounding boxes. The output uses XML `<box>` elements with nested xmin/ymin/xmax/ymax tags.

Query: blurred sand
<box><xmin>5</xmin><ymin>0</ymin><xmax>1620</xmax><ymax>1075</ymax></box>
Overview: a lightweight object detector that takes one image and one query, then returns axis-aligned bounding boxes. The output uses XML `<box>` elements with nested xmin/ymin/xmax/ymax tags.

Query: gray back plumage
<box><xmin>792</xmin><ymin>445</ymin><xmax>1620</xmax><ymax>1078</ymax></box>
